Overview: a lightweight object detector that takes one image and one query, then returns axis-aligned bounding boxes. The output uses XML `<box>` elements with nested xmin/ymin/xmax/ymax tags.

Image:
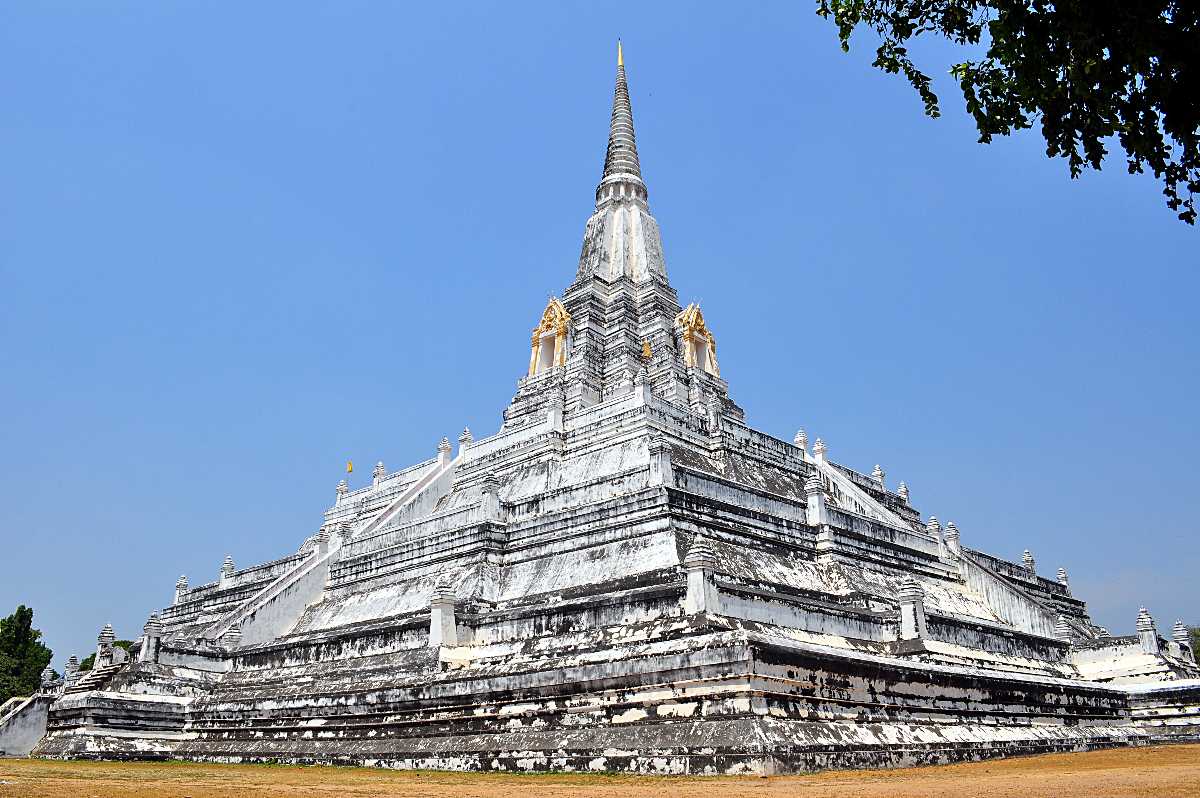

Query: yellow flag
<box><xmin>346</xmin><ymin>460</ymin><xmax>353</xmax><ymax>473</ymax></box>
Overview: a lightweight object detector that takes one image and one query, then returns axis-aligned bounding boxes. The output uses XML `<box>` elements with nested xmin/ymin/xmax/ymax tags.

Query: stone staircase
<box><xmin>65</xmin><ymin>662</ymin><xmax>125</xmax><ymax>694</ymax></box>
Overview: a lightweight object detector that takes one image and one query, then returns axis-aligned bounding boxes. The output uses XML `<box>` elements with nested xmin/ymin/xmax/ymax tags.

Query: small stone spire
<box><xmin>898</xmin><ymin>577</ymin><xmax>928</xmax><ymax>641</ymax></box>
<box><xmin>634</xmin><ymin>362</ymin><xmax>649</xmax><ymax>386</ymax></box>
<box><xmin>458</xmin><ymin>427</ymin><xmax>473</xmax><ymax>451</ymax></box>
<box><xmin>1137</xmin><ymin>607</ymin><xmax>1160</xmax><ymax>654</ymax></box>
<box><xmin>1054</xmin><ymin>614</ymin><xmax>1073</xmax><ymax>643</ymax></box>
<box><xmin>176</xmin><ymin>575</ymin><xmax>188</xmax><ymax>591</ymax></box>
<box><xmin>943</xmin><ymin>521</ymin><xmax>961</xmax><ymax>555</ymax></box>
<box><xmin>871</xmin><ymin>464</ymin><xmax>885</xmax><ymax>490</ymax></box>
<box><xmin>221</xmin><ymin>625</ymin><xmax>242</xmax><ymax>648</ymax></box>
<box><xmin>437</xmin><ymin>436</ymin><xmax>452</xmax><ymax>466</ymax></box>
<box><xmin>98</xmin><ymin>623</ymin><xmax>115</xmax><ymax>645</ymax></box>
<box><xmin>813</xmin><ymin>438</ymin><xmax>827</xmax><ymax>462</ymax></box>
<box><xmin>794</xmin><ymin>428</ymin><xmax>808</xmax><ymax>452</ymax></box>
<box><xmin>64</xmin><ymin>655</ymin><xmax>80</xmax><ymax>684</ymax></box>
<box><xmin>221</xmin><ymin>555</ymin><xmax>235</xmax><ymax>578</ymax></box>
<box><xmin>41</xmin><ymin>664</ymin><xmax>55</xmax><ymax>686</ymax></box>
<box><xmin>683</xmin><ymin>536</ymin><xmax>718</xmax><ymax>571</ymax></box>
<box><xmin>1057</xmin><ymin>567</ymin><xmax>1069</xmax><ymax>587</ymax></box>
<box><xmin>372</xmin><ymin>460</ymin><xmax>386</xmax><ymax>484</ymax></box>
<box><xmin>926</xmin><ymin>516</ymin><xmax>941</xmax><ymax>537</ymax></box>
<box><xmin>683</xmin><ymin>536</ymin><xmax>721</xmax><ymax>615</ymax></box>
<box><xmin>1173</xmin><ymin>620</ymin><xmax>1190</xmax><ymax>645</ymax></box>
<box><xmin>597</xmin><ymin>40</ymin><xmax>645</xmax><ymax>207</ymax></box>
<box><xmin>804</xmin><ymin>471</ymin><xmax>826</xmax><ymax>526</ymax></box>
<box><xmin>143</xmin><ymin>613</ymin><xmax>163</xmax><ymax>636</ymax></box>
<box><xmin>897</xmin><ymin>481</ymin><xmax>910</xmax><ymax>502</ymax></box>
<box><xmin>1022</xmin><ymin>549</ymin><xmax>1036</xmax><ymax>574</ymax></box>
<box><xmin>336</xmin><ymin>479</ymin><xmax>349</xmax><ymax>502</ymax></box>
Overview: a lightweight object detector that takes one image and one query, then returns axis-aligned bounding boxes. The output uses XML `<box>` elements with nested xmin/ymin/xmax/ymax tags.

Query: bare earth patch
<box><xmin>0</xmin><ymin>745</ymin><xmax>1196</xmax><ymax>798</ymax></box>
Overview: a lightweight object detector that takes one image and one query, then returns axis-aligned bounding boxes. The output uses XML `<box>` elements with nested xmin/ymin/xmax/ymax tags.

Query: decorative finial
<box><xmin>222</xmin><ymin>554</ymin><xmax>235</xmax><ymax>577</ymax></box>
<box><xmin>438</xmin><ymin>436</ymin><xmax>451</xmax><ymax>455</ymax></box>
<box><xmin>373</xmin><ymin>461</ymin><xmax>386</xmax><ymax>480</ymax></box>
<box><xmin>683</xmin><ymin>536</ymin><xmax>717</xmax><ymax>570</ymax></box>
<box><xmin>927</xmin><ymin>516</ymin><xmax>941</xmax><ymax>536</ymax></box>
<box><xmin>872</xmin><ymin>464</ymin><xmax>885</xmax><ymax>489</ymax></box>
<box><xmin>794</xmin><ymin>428</ymin><xmax>807</xmax><ymax>451</ymax></box>
<box><xmin>1022</xmin><ymin>549</ymin><xmax>1035</xmax><ymax>573</ymax></box>
<box><xmin>336</xmin><ymin>479</ymin><xmax>348</xmax><ymax>499</ymax></box>
<box><xmin>1054</xmin><ymin>614</ymin><xmax>1073</xmax><ymax>643</ymax></box>
<box><xmin>98</xmin><ymin>623</ymin><xmax>115</xmax><ymax>645</ymax></box>
<box><xmin>41</xmin><ymin>664</ymin><xmax>55</xmax><ymax>685</ymax></box>
<box><xmin>813</xmin><ymin>438</ymin><xmax>827</xmax><ymax>460</ymax></box>
<box><xmin>176</xmin><ymin>575</ymin><xmax>188</xmax><ymax>591</ymax></box>
<box><xmin>1057</xmin><ymin>567</ymin><xmax>1069</xmax><ymax>587</ymax></box>
<box><xmin>897</xmin><ymin>481</ymin><xmax>909</xmax><ymax>501</ymax></box>
<box><xmin>1173</xmin><ymin>620</ymin><xmax>1189</xmax><ymax>643</ymax></box>
<box><xmin>617</xmin><ymin>39</ymin><xmax>623</xmax><ymax>68</ymax></box>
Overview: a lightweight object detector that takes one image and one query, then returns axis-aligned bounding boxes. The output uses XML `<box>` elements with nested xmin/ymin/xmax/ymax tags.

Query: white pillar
<box><xmin>804</xmin><ymin>472</ymin><xmax>826</xmax><ymax>527</ymax></box>
<box><xmin>1137</xmin><ymin>607</ymin><xmax>1160</xmax><ymax>655</ymax></box>
<box><xmin>372</xmin><ymin>460</ymin><xmax>386</xmax><ymax>487</ymax></box>
<box><xmin>139</xmin><ymin>614</ymin><xmax>163</xmax><ymax>663</ymax></box>
<box><xmin>174</xmin><ymin>575</ymin><xmax>188</xmax><ymax>605</ymax></box>
<box><xmin>793</xmin><ymin>429</ymin><xmax>808</xmax><ymax>460</ymax></box>
<box><xmin>219</xmin><ymin>555</ymin><xmax>235</xmax><ymax>588</ymax></box>
<box><xmin>546</xmin><ymin>395</ymin><xmax>564</xmax><ymax>432</ymax></box>
<box><xmin>943</xmin><ymin>521</ymin><xmax>961</xmax><ymax>556</ymax></box>
<box><xmin>437</xmin><ymin>437</ymin><xmax>452</xmax><ymax>467</ymax></box>
<box><xmin>633</xmin><ymin>364</ymin><xmax>650</xmax><ymax>403</ymax></box>
<box><xmin>1054</xmin><ymin>614</ymin><xmax>1073</xmax><ymax>643</ymax></box>
<box><xmin>479</xmin><ymin>472</ymin><xmax>501</xmax><ymax>522</ymax></box>
<box><xmin>812</xmin><ymin>438</ymin><xmax>827</xmax><ymax>463</ymax></box>
<box><xmin>429</xmin><ymin>577</ymin><xmax>458</xmax><ymax>647</ymax></box>
<box><xmin>684</xmin><ymin>538</ymin><xmax>721</xmax><ymax>615</ymax></box>
<box><xmin>96</xmin><ymin>623</ymin><xmax>115</xmax><ymax>668</ymax></box>
<box><xmin>871</xmin><ymin>464</ymin><xmax>885</xmax><ymax>491</ymax></box>
<box><xmin>648</xmin><ymin>436</ymin><xmax>673</xmax><ymax>487</ymax></box>
<box><xmin>927</xmin><ymin>516</ymin><xmax>944</xmax><ymax>558</ymax></box>
<box><xmin>898</xmin><ymin>578</ymin><xmax>928</xmax><ymax>641</ymax></box>
<box><xmin>1172</xmin><ymin>620</ymin><xmax>1194</xmax><ymax>663</ymax></box>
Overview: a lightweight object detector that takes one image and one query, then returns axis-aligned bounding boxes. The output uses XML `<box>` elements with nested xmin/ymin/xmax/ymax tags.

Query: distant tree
<box><xmin>816</xmin><ymin>1</ymin><xmax>1200</xmax><ymax>223</ymax></box>
<box><xmin>1191</xmin><ymin>625</ymin><xmax>1199</xmax><ymax>655</ymax></box>
<box><xmin>0</xmin><ymin>605</ymin><xmax>54</xmax><ymax>704</ymax></box>
<box><xmin>77</xmin><ymin>640</ymin><xmax>133</xmax><ymax>673</ymax></box>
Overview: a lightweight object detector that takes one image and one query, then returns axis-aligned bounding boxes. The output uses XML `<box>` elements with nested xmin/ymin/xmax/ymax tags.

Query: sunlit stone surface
<box><xmin>14</xmin><ymin>46</ymin><xmax>1199</xmax><ymax>772</ymax></box>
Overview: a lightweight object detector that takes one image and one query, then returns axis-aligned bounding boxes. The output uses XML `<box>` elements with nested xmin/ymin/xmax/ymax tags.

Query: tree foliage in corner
<box><xmin>816</xmin><ymin>1</ymin><xmax>1200</xmax><ymax>223</ymax></box>
<box><xmin>0</xmin><ymin>605</ymin><xmax>54</xmax><ymax>704</ymax></box>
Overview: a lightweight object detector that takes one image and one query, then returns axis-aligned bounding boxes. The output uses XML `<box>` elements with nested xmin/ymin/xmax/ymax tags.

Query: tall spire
<box><xmin>597</xmin><ymin>41</ymin><xmax>646</xmax><ymax>208</ymax></box>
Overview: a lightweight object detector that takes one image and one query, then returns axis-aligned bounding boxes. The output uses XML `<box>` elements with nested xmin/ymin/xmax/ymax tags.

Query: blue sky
<box><xmin>1</xmin><ymin>2</ymin><xmax>1195</xmax><ymax>666</ymax></box>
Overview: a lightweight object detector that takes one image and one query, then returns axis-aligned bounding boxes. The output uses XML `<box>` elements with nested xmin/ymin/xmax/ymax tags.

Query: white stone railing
<box><xmin>958</xmin><ymin>551</ymin><xmax>1060</xmax><ymax>638</ymax></box>
<box><xmin>817</xmin><ymin>458</ymin><xmax>912</xmax><ymax>531</ymax></box>
<box><xmin>460</xmin><ymin>422</ymin><xmax>546</xmax><ymax>463</ymax></box>
<box><xmin>824</xmin><ymin>507</ymin><xmax>941</xmax><ymax>558</ymax></box>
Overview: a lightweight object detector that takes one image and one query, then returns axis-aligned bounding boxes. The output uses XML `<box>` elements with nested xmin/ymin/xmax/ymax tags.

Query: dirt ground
<box><xmin>0</xmin><ymin>744</ymin><xmax>1196</xmax><ymax>798</ymax></box>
